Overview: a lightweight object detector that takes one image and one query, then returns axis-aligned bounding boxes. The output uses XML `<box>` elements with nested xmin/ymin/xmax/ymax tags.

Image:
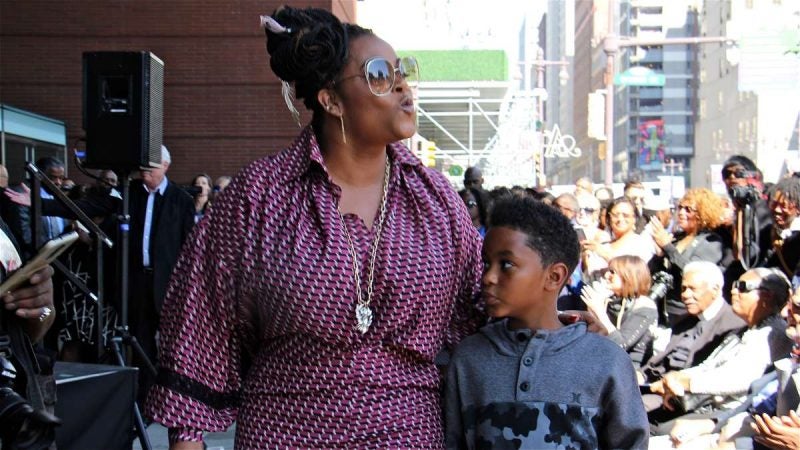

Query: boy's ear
<box><xmin>545</xmin><ymin>262</ymin><xmax>570</xmax><ymax>292</ymax></box>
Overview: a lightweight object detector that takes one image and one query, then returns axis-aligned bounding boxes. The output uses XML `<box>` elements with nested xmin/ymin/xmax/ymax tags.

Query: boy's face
<box><xmin>481</xmin><ymin>226</ymin><xmax>553</xmax><ymax>322</ymax></box>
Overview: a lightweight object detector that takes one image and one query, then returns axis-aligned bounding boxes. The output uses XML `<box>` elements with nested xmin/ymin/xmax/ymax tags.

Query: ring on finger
<box><xmin>38</xmin><ymin>306</ymin><xmax>52</xmax><ymax>322</ymax></box>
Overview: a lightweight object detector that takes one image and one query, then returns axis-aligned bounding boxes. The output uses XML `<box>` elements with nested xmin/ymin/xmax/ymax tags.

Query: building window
<box><xmin>745</xmin><ymin>120</ymin><xmax>751</xmax><ymax>141</ymax></box>
<box><xmin>752</xmin><ymin>117</ymin><xmax>757</xmax><ymax>138</ymax></box>
<box><xmin>718</xmin><ymin>92</ymin><xmax>724</xmax><ymax>111</ymax></box>
<box><xmin>700</xmin><ymin>99</ymin><xmax>707</xmax><ymax>119</ymax></box>
<box><xmin>738</xmin><ymin>121</ymin><xmax>744</xmax><ymax>143</ymax></box>
<box><xmin>700</xmin><ymin>69</ymin><xmax>707</xmax><ymax>83</ymax></box>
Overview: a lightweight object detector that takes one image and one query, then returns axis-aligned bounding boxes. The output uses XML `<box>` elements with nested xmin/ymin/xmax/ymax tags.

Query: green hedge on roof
<box><xmin>398</xmin><ymin>50</ymin><xmax>508</xmax><ymax>82</ymax></box>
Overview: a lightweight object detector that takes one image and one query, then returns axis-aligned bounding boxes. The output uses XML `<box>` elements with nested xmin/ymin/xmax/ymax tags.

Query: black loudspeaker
<box><xmin>83</xmin><ymin>51</ymin><xmax>163</xmax><ymax>170</ymax></box>
<box><xmin>54</xmin><ymin>362</ymin><xmax>137</xmax><ymax>450</ymax></box>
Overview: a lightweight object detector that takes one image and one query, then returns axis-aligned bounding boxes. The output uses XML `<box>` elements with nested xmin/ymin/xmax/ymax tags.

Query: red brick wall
<box><xmin>0</xmin><ymin>0</ymin><xmax>356</xmax><ymax>185</ymax></box>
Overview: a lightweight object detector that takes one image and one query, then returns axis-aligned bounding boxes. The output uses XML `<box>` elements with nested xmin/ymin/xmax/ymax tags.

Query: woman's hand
<box><xmin>4</xmin><ymin>183</ymin><xmax>31</xmax><ymax>207</ymax></box>
<box><xmin>170</xmin><ymin>442</ymin><xmax>204</xmax><ymax>450</ymax></box>
<box><xmin>661</xmin><ymin>371</ymin><xmax>690</xmax><ymax>411</ymax></box>
<box><xmin>2</xmin><ymin>265</ymin><xmax>55</xmax><ymax>342</ymax></box>
<box><xmin>649</xmin><ymin>216</ymin><xmax>673</xmax><ymax>249</ymax></box>
<box><xmin>580</xmin><ymin>282</ymin><xmax>610</xmax><ymax>318</ymax></box>
<box><xmin>559</xmin><ymin>310</ymin><xmax>609</xmax><ymax>336</ymax></box>
<box><xmin>752</xmin><ymin>411</ymin><xmax>800</xmax><ymax>450</ymax></box>
<box><xmin>580</xmin><ymin>283</ymin><xmax>615</xmax><ymax>333</ymax></box>
<box><xmin>670</xmin><ymin>418</ymin><xmax>716</xmax><ymax>446</ymax></box>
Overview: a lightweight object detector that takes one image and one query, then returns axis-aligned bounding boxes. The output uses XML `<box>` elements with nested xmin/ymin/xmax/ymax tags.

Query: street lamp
<box><xmin>602</xmin><ymin>0</ymin><xmax>736</xmax><ymax>186</ymax></box>
<box><xmin>529</xmin><ymin>47</ymin><xmax>570</xmax><ymax>187</ymax></box>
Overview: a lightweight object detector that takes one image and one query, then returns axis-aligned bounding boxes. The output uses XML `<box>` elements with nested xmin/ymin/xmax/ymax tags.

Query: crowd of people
<box><xmin>454</xmin><ymin>156</ymin><xmax>800</xmax><ymax>449</ymax></box>
<box><xmin>3</xmin><ymin>5</ymin><xmax>800</xmax><ymax>450</ymax></box>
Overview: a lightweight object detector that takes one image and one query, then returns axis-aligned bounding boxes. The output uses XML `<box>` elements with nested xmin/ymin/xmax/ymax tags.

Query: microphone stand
<box><xmin>27</xmin><ymin>163</ymin><xmax>152</xmax><ymax>450</ymax></box>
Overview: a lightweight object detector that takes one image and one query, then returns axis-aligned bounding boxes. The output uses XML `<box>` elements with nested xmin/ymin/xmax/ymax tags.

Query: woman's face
<box><xmin>609</xmin><ymin>202</ymin><xmax>636</xmax><ymax>238</ymax></box>
<box><xmin>604</xmin><ymin>268</ymin><xmax>624</xmax><ymax>296</ymax></box>
<box><xmin>334</xmin><ymin>35</ymin><xmax>417</xmax><ymax>146</ymax></box>
<box><xmin>576</xmin><ymin>203</ymin><xmax>598</xmax><ymax>228</ymax></box>
<box><xmin>194</xmin><ymin>176</ymin><xmax>211</xmax><ymax>197</ymax></box>
<box><xmin>677</xmin><ymin>198</ymin><xmax>699</xmax><ymax>234</ymax></box>
<box><xmin>460</xmin><ymin>191</ymin><xmax>480</xmax><ymax>222</ymax></box>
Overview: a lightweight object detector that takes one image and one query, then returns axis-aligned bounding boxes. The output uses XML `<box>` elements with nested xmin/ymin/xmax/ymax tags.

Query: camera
<box><xmin>649</xmin><ymin>271</ymin><xmax>674</xmax><ymax>304</ymax></box>
<box><xmin>0</xmin><ymin>343</ymin><xmax>59</xmax><ymax>449</ymax></box>
<box><xmin>730</xmin><ymin>184</ymin><xmax>760</xmax><ymax>208</ymax></box>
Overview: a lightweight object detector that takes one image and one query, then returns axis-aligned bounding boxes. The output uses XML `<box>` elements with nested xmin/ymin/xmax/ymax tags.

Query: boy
<box><xmin>444</xmin><ymin>195</ymin><xmax>649</xmax><ymax>449</ymax></box>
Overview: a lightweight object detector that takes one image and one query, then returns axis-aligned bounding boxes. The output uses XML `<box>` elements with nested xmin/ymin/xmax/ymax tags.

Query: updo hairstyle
<box><xmin>264</xmin><ymin>6</ymin><xmax>373</xmax><ymax>116</ymax></box>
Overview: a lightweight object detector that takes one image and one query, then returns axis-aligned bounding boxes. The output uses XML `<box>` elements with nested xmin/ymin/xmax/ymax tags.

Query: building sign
<box><xmin>638</xmin><ymin>119</ymin><xmax>666</xmax><ymax>170</ymax></box>
<box><xmin>543</xmin><ymin>124</ymin><xmax>582</xmax><ymax>158</ymax></box>
<box><xmin>614</xmin><ymin>66</ymin><xmax>666</xmax><ymax>87</ymax></box>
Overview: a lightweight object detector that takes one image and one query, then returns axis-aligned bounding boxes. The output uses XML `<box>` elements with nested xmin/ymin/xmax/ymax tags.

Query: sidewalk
<box><xmin>133</xmin><ymin>423</ymin><xmax>236</xmax><ymax>450</ymax></box>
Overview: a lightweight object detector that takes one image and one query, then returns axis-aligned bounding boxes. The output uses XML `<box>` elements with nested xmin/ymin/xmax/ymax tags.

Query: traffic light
<box><xmin>424</xmin><ymin>141</ymin><xmax>437</xmax><ymax>167</ymax></box>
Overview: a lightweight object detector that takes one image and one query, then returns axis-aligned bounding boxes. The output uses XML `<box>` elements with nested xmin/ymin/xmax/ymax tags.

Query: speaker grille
<box><xmin>147</xmin><ymin>53</ymin><xmax>164</xmax><ymax>167</ymax></box>
<box><xmin>82</xmin><ymin>51</ymin><xmax>164</xmax><ymax>170</ymax></box>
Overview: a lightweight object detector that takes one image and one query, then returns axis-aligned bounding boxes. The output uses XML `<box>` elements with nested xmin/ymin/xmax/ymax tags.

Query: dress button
<box><xmin>523</xmin><ymin>357</ymin><xmax>533</xmax><ymax>366</ymax></box>
<box><xmin>516</xmin><ymin>333</ymin><xmax>528</xmax><ymax>342</ymax></box>
<box><xmin>520</xmin><ymin>381</ymin><xmax>530</xmax><ymax>392</ymax></box>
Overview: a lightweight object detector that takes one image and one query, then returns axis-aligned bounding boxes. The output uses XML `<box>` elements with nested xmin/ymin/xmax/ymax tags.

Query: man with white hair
<box><xmin>129</xmin><ymin>144</ymin><xmax>194</xmax><ymax>404</ymax></box>
<box><xmin>640</xmin><ymin>261</ymin><xmax>746</xmax><ymax>388</ymax></box>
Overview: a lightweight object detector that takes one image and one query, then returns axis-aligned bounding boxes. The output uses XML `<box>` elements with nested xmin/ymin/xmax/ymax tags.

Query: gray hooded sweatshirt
<box><xmin>444</xmin><ymin>319</ymin><xmax>648</xmax><ymax>449</ymax></box>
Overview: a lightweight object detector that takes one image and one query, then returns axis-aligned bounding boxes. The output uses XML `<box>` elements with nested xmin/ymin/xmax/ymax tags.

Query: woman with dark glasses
<box><xmin>146</xmin><ymin>6</ymin><xmax>484</xmax><ymax>449</ymax></box>
<box><xmin>649</xmin><ymin>188</ymin><xmax>725</xmax><ymax>329</ymax></box>
<box><xmin>458</xmin><ymin>187</ymin><xmax>488</xmax><ymax>237</ymax></box>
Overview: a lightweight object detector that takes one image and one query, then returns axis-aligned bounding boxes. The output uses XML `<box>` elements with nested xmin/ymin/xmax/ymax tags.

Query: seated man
<box><xmin>666</xmin><ymin>282</ymin><xmax>800</xmax><ymax>449</ymax></box>
<box><xmin>640</xmin><ymin>261</ymin><xmax>746</xmax><ymax>387</ymax></box>
<box><xmin>649</xmin><ymin>268</ymin><xmax>794</xmax><ymax>434</ymax></box>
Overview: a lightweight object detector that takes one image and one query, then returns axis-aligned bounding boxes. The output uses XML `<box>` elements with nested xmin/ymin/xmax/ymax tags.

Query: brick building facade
<box><xmin>0</xmin><ymin>0</ymin><xmax>357</xmax><ymax>184</ymax></box>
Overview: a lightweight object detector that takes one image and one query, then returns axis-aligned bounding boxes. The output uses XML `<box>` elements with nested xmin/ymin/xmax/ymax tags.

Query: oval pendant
<box><xmin>356</xmin><ymin>304</ymin><xmax>373</xmax><ymax>334</ymax></box>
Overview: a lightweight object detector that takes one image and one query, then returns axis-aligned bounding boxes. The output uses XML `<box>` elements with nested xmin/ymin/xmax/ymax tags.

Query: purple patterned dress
<box><xmin>145</xmin><ymin>127</ymin><xmax>484</xmax><ymax>448</ymax></box>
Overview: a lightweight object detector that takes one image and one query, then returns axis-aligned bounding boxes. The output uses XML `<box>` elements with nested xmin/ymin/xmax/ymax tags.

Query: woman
<box><xmin>191</xmin><ymin>173</ymin><xmax>212</xmax><ymax>223</ymax></box>
<box><xmin>650</xmin><ymin>188</ymin><xmax>724</xmax><ymax>328</ymax></box>
<box><xmin>145</xmin><ymin>7</ymin><xmax>484</xmax><ymax>449</ymax></box>
<box><xmin>582</xmin><ymin>197</ymin><xmax>653</xmax><ymax>277</ymax></box>
<box><xmin>581</xmin><ymin>255</ymin><xmax>658</xmax><ymax>366</ymax></box>
<box><xmin>458</xmin><ymin>187</ymin><xmax>487</xmax><ymax>237</ymax></box>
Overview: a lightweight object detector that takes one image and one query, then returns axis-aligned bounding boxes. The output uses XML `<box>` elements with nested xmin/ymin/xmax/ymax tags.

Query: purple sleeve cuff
<box><xmin>168</xmin><ymin>426</ymin><xmax>204</xmax><ymax>444</ymax></box>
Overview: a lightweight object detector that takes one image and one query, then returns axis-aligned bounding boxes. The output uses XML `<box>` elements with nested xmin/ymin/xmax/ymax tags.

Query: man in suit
<box><xmin>640</xmin><ymin>261</ymin><xmax>747</xmax><ymax>398</ymax></box>
<box><xmin>129</xmin><ymin>145</ymin><xmax>194</xmax><ymax>403</ymax></box>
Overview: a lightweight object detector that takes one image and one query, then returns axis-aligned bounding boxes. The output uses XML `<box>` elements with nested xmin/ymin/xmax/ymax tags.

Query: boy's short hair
<box><xmin>488</xmin><ymin>195</ymin><xmax>580</xmax><ymax>274</ymax></box>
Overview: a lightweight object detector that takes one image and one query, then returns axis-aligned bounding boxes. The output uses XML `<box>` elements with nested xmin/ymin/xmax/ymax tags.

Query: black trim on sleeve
<box><xmin>156</xmin><ymin>368</ymin><xmax>240</xmax><ymax>410</ymax></box>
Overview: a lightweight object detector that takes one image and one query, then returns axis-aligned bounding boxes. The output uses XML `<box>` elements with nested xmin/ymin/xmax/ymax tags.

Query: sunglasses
<box><xmin>733</xmin><ymin>280</ymin><xmax>762</xmax><ymax>293</ymax></box>
<box><xmin>579</xmin><ymin>207</ymin><xmax>596</xmax><ymax>214</ymax></box>
<box><xmin>336</xmin><ymin>56</ymin><xmax>420</xmax><ymax>96</ymax></box>
<box><xmin>677</xmin><ymin>204</ymin><xmax>698</xmax><ymax>214</ymax></box>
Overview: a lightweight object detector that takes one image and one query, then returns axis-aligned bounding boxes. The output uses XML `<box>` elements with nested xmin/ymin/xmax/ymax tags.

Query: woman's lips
<box><xmin>483</xmin><ymin>294</ymin><xmax>500</xmax><ymax>306</ymax></box>
<box><xmin>400</xmin><ymin>97</ymin><xmax>415</xmax><ymax>113</ymax></box>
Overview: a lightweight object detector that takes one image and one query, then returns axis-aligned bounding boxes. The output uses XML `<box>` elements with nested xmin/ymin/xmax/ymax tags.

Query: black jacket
<box><xmin>641</xmin><ymin>300</ymin><xmax>746</xmax><ymax>382</ymax></box>
<box><xmin>128</xmin><ymin>179</ymin><xmax>195</xmax><ymax>312</ymax></box>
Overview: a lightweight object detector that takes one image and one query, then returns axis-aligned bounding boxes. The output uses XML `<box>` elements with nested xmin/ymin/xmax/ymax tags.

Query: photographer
<box><xmin>762</xmin><ymin>176</ymin><xmax>800</xmax><ymax>283</ymax></box>
<box><xmin>0</xmin><ymin>217</ymin><xmax>60</xmax><ymax>449</ymax></box>
<box><xmin>721</xmin><ymin>155</ymin><xmax>773</xmax><ymax>275</ymax></box>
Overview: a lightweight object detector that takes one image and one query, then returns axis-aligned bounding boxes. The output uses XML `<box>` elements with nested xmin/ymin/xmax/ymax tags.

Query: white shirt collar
<box><xmin>780</xmin><ymin>217</ymin><xmax>800</xmax><ymax>239</ymax></box>
<box><xmin>700</xmin><ymin>296</ymin><xmax>725</xmax><ymax>322</ymax></box>
<box><xmin>143</xmin><ymin>176</ymin><xmax>168</xmax><ymax>195</ymax></box>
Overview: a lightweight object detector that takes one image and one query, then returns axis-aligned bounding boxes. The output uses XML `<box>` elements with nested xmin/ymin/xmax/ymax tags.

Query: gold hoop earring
<box><xmin>339</xmin><ymin>116</ymin><xmax>347</xmax><ymax>145</ymax></box>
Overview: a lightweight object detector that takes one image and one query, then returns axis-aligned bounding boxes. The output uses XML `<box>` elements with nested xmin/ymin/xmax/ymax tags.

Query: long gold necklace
<box><xmin>336</xmin><ymin>158</ymin><xmax>391</xmax><ymax>334</ymax></box>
